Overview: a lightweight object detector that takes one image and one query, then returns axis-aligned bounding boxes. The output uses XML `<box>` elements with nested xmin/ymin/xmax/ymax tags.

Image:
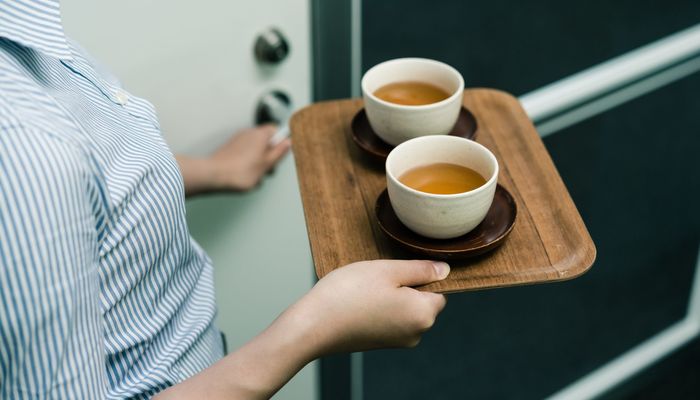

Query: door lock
<box><xmin>254</xmin><ymin>28</ymin><xmax>290</xmax><ymax>64</ymax></box>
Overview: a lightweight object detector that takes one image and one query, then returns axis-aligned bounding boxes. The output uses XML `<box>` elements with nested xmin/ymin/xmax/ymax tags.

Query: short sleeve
<box><xmin>0</xmin><ymin>125</ymin><xmax>107</xmax><ymax>398</ymax></box>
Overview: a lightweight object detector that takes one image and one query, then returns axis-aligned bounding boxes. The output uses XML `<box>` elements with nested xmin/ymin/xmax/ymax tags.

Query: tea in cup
<box><xmin>386</xmin><ymin>135</ymin><xmax>498</xmax><ymax>239</ymax></box>
<box><xmin>362</xmin><ymin>58</ymin><xmax>464</xmax><ymax>146</ymax></box>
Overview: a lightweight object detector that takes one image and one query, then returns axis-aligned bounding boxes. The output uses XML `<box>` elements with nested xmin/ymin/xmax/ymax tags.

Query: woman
<box><xmin>0</xmin><ymin>1</ymin><xmax>448</xmax><ymax>398</ymax></box>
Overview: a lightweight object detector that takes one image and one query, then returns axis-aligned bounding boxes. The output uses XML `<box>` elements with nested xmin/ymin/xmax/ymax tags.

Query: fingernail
<box><xmin>432</xmin><ymin>262</ymin><xmax>450</xmax><ymax>279</ymax></box>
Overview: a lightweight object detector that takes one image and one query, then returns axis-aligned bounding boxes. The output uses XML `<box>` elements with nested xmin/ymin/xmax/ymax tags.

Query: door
<box><xmin>61</xmin><ymin>1</ymin><xmax>316</xmax><ymax>399</ymax></box>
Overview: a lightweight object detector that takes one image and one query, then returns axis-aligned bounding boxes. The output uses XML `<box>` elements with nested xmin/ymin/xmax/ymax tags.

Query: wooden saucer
<box><xmin>375</xmin><ymin>184</ymin><xmax>517</xmax><ymax>259</ymax></box>
<box><xmin>350</xmin><ymin>107</ymin><xmax>478</xmax><ymax>162</ymax></box>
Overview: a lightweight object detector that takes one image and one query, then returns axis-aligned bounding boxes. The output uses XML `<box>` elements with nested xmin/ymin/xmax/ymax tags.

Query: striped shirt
<box><xmin>0</xmin><ymin>1</ymin><xmax>224</xmax><ymax>398</ymax></box>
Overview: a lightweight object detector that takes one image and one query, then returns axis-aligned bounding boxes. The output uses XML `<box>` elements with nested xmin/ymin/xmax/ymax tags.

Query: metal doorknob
<box><xmin>254</xmin><ymin>28</ymin><xmax>290</xmax><ymax>64</ymax></box>
<box><xmin>255</xmin><ymin>90</ymin><xmax>292</xmax><ymax>125</ymax></box>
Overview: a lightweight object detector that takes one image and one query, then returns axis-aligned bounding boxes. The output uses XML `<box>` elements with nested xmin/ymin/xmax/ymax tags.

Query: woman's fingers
<box><xmin>265</xmin><ymin>137</ymin><xmax>292</xmax><ymax>167</ymax></box>
<box><xmin>382</xmin><ymin>259</ymin><xmax>450</xmax><ymax>287</ymax></box>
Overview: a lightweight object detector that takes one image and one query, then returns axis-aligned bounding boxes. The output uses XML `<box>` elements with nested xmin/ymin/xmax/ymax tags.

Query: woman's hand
<box><xmin>295</xmin><ymin>259</ymin><xmax>449</xmax><ymax>354</ymax></box>
<box><xmin>208</xmin><ymin>124</ymin><xmax>291</xmax><ymax>191</ymax></box>
<box><xmin>176</xmin><ymin>124</ymin><xmax>291</xmax><ymax>196</ymax></box>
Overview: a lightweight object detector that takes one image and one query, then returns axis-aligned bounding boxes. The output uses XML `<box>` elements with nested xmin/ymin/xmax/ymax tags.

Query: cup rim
<box><xmin>386</xmin><ymin>135</ymin><xmax>499</xmax><ymax>198</ymax></box>
<box><xmin>361</xmin><ymin>58</ymin><xmax>465</xmax><ymax>111</ymax></box>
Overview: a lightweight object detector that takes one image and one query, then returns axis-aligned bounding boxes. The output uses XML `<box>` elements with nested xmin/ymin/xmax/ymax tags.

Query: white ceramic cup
<box><xmin>361</xmin><ymin>58</ymin><xmax>464</xmax><ymax>146</ymax></box>
<box><xmin>386</xmin><ymin>135</ymin><xmax>499</xmax><ymax>239</ymax></box>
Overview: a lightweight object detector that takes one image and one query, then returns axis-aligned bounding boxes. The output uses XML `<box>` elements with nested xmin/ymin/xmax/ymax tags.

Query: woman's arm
<box><xmin>175</xmin><ymin>124</ymin><xmax>291</xmax><ymax>196</ymax></box>
<box><xmin>154</xmin><ymin>260</ymin><xmax>450</xmax><ymax>399</ymax></box>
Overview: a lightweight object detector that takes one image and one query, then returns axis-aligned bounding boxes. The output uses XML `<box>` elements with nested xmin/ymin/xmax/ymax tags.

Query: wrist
<box><xmin>272</xmin><ymin>294</ymin><xmax>331</xmax><ymax>363</ymax></box>
<box><xmin>215</xmin><ymin>297</ymin><xmax>325</xmax><ymax>398</ymax></box>
<box><xmin>281</xmin><ymin>284</ymin><xmax>355</xmax><ymax>358</ymax></box>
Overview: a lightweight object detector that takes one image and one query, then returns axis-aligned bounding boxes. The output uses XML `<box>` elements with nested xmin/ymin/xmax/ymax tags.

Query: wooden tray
<box><xmin>290</xmin><ymin>89</ymin><xmax>596</xmax><ymax>293</ymax></box>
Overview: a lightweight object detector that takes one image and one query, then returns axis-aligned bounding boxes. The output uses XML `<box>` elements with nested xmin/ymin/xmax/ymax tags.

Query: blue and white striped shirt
<box><xmin>0</xmin><ymin>1</ymin><xmax>224</xmax><ymax>398</ymax></box>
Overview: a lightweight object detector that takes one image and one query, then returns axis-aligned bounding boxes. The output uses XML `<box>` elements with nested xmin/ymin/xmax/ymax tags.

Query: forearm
<box><xmin>154</xmin><ymin>299</ymin><xmax>323</xmax><ymax>400</ymax></box>
<box><xmin>154</xmin><ymin>260</ymin><xmax>448</xmax><ymax>398</ymax></box>
<box><xmin>175</xmin><ymin>155</ymin><xmax>217</xmax><ymax>197</ymax></box>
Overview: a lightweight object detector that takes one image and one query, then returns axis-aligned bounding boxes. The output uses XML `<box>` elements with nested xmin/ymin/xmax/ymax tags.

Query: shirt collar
<box><xmin>0</xmin><ymin>0</ymin><xmax>72</xmax><ymax>60</ymax></box>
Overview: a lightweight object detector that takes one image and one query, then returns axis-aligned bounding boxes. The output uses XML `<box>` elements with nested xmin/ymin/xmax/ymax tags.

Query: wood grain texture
<box><xmin>290</xmin><ymin>89</ymin><xmax>596</xmax><ymax>293</ymax></box>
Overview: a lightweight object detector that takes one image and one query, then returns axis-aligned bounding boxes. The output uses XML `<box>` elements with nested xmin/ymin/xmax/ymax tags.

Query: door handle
<box><xmin>256</xmin><ymin>90</ymin><xmax>292</xmax><ymax>145</ymax></box>
<box><xmin>255</xmin><ymin>90</ymin><xmax>292</xmax><ymax>125</ymax></box>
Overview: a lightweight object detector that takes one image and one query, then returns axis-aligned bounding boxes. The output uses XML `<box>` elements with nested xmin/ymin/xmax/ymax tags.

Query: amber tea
<box><xmin>373</xmin><ymin>81</ymin><xmax>451</xmax><ymax>106</ymax></box>
<box><xmin>399</xmin><ymin>163</ymin><xmax>486</xmax><ymax>195</ymax></box>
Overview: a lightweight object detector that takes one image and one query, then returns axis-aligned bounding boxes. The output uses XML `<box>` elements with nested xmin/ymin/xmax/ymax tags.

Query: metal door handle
<box><xmin>256</xmin><ymin>90</ymin><xmax>292</xmax><ymax>145</ymax></box>
<box><xmin>255</xmin><ymin>90</ymin><xmax>292</xmax><ymax>125</ymax></box>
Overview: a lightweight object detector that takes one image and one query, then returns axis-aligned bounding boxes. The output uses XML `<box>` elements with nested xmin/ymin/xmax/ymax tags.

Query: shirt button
<box><xmin>114</xmin><ymin>89</ymin><xmax>129</xmax><ymax>105</ymax></box>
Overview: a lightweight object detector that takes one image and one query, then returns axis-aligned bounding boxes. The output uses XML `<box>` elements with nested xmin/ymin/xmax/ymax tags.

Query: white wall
<box><xmin>61</xmin><ymin>1</ymin><xmax>317</xmax><ymax>399</ymax></box>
